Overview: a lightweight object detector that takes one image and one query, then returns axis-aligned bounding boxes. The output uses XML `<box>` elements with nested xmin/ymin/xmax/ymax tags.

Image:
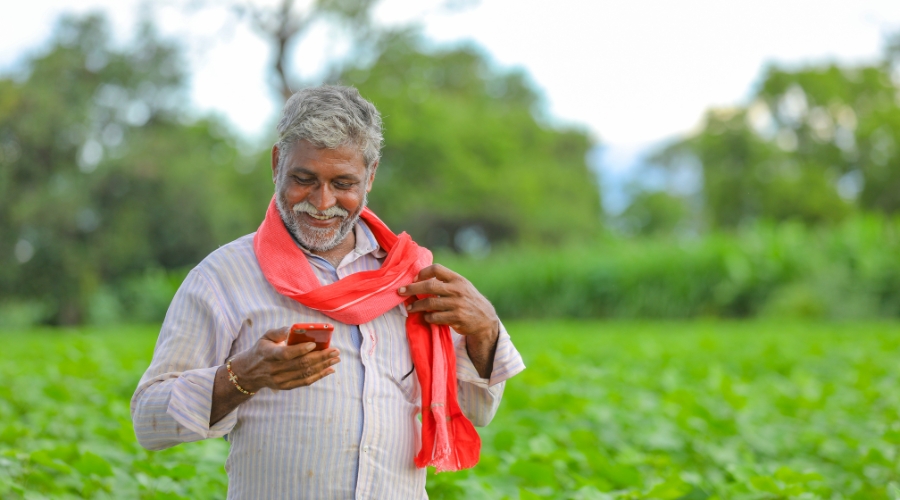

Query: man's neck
<box><xmin>311</xmin><ymin>231</ymin><xmax>356</xmax><ymax>268</ymax></box>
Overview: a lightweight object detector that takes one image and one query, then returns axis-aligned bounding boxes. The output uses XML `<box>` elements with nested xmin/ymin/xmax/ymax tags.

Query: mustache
<box><xmin>291</xmin><ymin>201</ymin><xmax>349</xmax><ymax>219</ymax></box>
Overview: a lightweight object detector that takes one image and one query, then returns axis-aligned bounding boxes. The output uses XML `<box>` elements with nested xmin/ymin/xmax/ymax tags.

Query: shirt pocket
<box><xmin>383</xmin><ymin>306</ymin><xmax>419</xmax><ymax>402</ymax></box>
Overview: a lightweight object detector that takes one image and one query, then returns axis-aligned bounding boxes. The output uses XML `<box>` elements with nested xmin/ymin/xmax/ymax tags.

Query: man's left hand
<box><xmin>398</xmin><ymin>264</ymin><xmax>499</xmax><ymax>346</ymax></box>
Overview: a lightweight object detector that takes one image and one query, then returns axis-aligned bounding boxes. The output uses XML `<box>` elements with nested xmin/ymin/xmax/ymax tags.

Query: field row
<box><xmin>1</xmin><ymin>321</ymin><xmax>898</xmax><ymax>499</ymax></box>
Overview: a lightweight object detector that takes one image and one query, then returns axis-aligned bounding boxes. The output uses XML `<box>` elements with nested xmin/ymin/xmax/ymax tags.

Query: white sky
<box><xmin>2</xmin><ymin>0</ymin><xmax>900</xmax><ymax>209</ymax></box>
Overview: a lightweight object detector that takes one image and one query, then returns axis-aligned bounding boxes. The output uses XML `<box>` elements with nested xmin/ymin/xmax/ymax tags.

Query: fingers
<box><xmin>398</xmin><ymin>264</ymin><xmax>462</xmax><ymax>297</ymax></box>
<box><xmin>272</xmin><ymin>349</ymin><xmax>341</xmax><ymax>389</ymax></box>
<box><xmin>245</xmin><ymin>328</ymin><xmax>343</xmax><ymax>391</ymax></box>
<box><xmin>414</xmin><ymin>264</ymin><xmax>457</xmax><ymax>283</ymax></box>
<box><xmin>399</xmin><ymin>279</ymin><xmax>445</xmax><ymax>297</ymax></box>
<box><xmin>260</xmin><ymin>336</ymin><xmax>317</xmax><ymax>361</ymax></box>
<box><xmin>422</xmin><ymin>311</ymin><xmax>456</xmax><ymax>327</ymax></box>
<box><xmin>281</xmin><ymin>366</ymin><xmax>336</xmax><ymax>390</ymax></box>
<box><xmin>259</xmin><ymin>326</ymin><xmax>332</xmax><ymax>361</ymax></box>
<box><xmin>406</xmin><ymin>296</ymin><xmax>452</xmax><ymax>314</ymax></box>
<box><xmin>282</xmin><ymin>341</ymin><xmax>320</xmax><ymax>360</ymax></box>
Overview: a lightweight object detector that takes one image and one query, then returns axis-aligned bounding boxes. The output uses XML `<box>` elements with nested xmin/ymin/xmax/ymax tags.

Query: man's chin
<box><xmin>294</xmin><ymin>220</ymin><xmax>351</xmax><ymax>253</ymax></box>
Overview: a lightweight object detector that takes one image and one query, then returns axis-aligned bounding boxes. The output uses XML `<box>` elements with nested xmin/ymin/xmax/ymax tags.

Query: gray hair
<box><xmin>275</xmin><ymin>85</ymin><xmax>383</xmax><ymax>170</ymax></box>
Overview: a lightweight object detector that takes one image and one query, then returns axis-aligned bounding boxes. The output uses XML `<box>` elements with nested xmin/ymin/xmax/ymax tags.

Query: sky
<box><xmin>2</xmin><ymin>0</ymin><xmax>900</xmax><ymax>211</ymax></box>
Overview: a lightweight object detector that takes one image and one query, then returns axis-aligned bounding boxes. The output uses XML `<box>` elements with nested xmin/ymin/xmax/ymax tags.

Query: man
<box><xmin>131</xmin><ymin>85</ymin><xmax>525</xmax><ymax>499</ymax></box>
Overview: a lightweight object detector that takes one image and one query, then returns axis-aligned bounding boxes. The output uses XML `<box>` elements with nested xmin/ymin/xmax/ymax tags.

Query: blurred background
<box><xmin>2</xmin><ymin>0</ymin><xmax>900</xmax><ymax>326</ymax></box>
<box><xmin>6</xmin><ymin>3</ymin><xmax>900</xmax><ymax>499</ymax></box>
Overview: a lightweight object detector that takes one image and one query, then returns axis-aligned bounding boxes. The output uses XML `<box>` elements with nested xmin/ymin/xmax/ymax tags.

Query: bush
<box><xmin>438</xmin><ymin>214</ymin><xmax>900</xmax><ymax>320</ymax></box>
<box><xmin>3</xmin><ymin>215</ymin><xmax>895</xmax><ymax>328</ymax></box>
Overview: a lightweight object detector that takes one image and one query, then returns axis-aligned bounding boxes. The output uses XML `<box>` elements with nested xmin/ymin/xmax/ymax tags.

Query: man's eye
<box><xmin>295</xmin><ymin>177</ymin><xmax>315</xmax><ymax>184</ymax></box>
<box><xmin>335</xmin><ymin>182</ymin><xmax>354</xmax><ymax>189</ymax></box>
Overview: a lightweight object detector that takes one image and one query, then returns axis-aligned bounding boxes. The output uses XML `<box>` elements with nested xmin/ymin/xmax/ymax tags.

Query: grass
<box><xmin>1</xmin><ymin>321</ymin><xmax>898</xmax><ymax>499</ymax></box>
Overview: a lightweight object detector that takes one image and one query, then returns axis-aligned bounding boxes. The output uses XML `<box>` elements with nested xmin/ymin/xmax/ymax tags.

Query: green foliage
<box><xmin>2</xmin><ymin>321</ymin><xmax>899</xmax><ymax>498</ymax></box>
<box><xmin>437</xmin><ymin>214</ymin><xmax>900</xmax><ymax>320</ymax></box>
<box><xmin>0</xmin><ymin>14</ymin><xmax>273</xmax><ymax>325</ymax></box>
<box><xmin>647</xmin><ymin>47</ymin><xmax>900</xmax><ymax>229</ymax></box>
<box><xmin>1</xmin><ymin>14</ymin><xmax>605</xmax><ymax>326</ymax></box>
<box><xmin>342</xmin><ymin>32</ymin><xmax>603</xmax><ymax>250</ymax></box>
<box><xmin>0</xmin><ymin>326</ymin><xmax>229</xmax><ymax>499</ymax></box>
<box><xmin>617</xmin><ymin>190</ymin><xmax>691</xmax><ymax>236</ymax></box>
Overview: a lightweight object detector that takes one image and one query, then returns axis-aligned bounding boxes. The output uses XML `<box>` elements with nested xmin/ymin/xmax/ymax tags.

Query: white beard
<box><xmin>275</xmin><ymin>190</ymin><xmax>367</xmax><ymax>253</ymax></box>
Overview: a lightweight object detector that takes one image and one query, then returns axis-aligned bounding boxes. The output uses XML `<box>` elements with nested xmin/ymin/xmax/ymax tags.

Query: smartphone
<box><xmin>287</xmin><ymin>323</ymin><xmax>334</xmax><ymax>350</ymax></box>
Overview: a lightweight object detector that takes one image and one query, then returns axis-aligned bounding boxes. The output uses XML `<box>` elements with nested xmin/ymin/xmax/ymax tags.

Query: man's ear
<box><xmin>270</xmin><ymin>144</ymin><xmax>280</xmax><ymax>184</ymax></box>
<box><xmin>365</xmin><ymin>160</ymin><xmax>378</xmax><ymax>193</ymax></box>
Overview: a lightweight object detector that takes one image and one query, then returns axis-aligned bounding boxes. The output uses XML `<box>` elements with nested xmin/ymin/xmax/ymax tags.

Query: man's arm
<box><xmin>132</xmin><ymin>270</ymin><xmax>340</xmax><ymax>449</ymax></box>
<box><xmin>463</xmin><ymin>320</ymin><xmax>499</xmax><ymax>379</ymax></box>
<box><xmin>452</xmin><ymin>322</ymin><xmax>525</xmax><ymax>425</ymax></box>
<box><xmin>131</xmin><ymin>269</ymin><xmax>238</xmax><ymax>450</ymax></box>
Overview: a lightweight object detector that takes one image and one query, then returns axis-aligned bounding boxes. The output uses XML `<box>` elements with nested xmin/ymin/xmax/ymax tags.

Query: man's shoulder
<box><xmin>193</xmin><ymin>233</ymin><xmax>259</xmax><ymax>278</ymax></box>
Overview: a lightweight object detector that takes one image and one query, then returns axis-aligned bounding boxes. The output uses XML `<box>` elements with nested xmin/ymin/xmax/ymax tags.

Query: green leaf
<box><xmin>518</xmin><ymin>487</ymin><xmax>546</xmax><ymax>499</ymax></box>
<box><xmin>167</xmin><ymin>463</ymin><xmax>197</xmax><ymax>479</ymax></box>
<box><xmin>29</xmin><ymin>449</ymin><xmax>72</xmax><ymax>474</ymax></box>
<box><xmin>646</xmin><ymin>477</ymin><xmax>692</xmax><ymax>499</ymax></box>
<box><xmin>494</xmin><ymin>430</ymin><xmax>516</xmax><ymax>452</ymax></box>
<box><xmin>73</xmin><ymin>451</ymin><xmax>114</xmax><ymax>477</ymax></box>
<box><xmin>509</xmin><ymin>460</ymin><xmax>558</xmax><ymax>488</ymax></box>
<box><xmin>749</xmin><ymin>475</ymin><xmax>781</xmax><ymax>494</ymax></box>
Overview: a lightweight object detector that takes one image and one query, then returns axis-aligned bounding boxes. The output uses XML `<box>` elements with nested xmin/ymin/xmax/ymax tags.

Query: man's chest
<box><xmin>225</xmin><ymin>281</ymin><xmax>419</xmax><ymax>404</ymax></box>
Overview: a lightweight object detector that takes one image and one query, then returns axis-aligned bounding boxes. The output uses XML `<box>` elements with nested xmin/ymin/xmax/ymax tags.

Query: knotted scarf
<box><xmin>253</xmin><ymin>197</ymin><xmax>480</xmax><ymax>471</ymax></box>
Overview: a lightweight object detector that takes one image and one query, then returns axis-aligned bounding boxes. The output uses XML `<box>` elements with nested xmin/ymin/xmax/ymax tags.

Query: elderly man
<box><xmin>131</xmin><ymin>85</ymin><xmax>525</xmax><ymax>499</ymax></box>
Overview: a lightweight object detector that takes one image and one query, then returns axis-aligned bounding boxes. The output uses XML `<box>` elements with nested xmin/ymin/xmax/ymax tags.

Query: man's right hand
<box><xmin>229</xmin><ymin>326</ymin><xmax>340</xmax><ymax>392</ymax></box>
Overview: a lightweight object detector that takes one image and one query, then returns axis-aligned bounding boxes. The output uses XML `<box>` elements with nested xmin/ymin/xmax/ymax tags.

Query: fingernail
<box><xmin>330</xmin><ymin>350</ymin><xmax>339</xmax><ymax>358</ymax></box>
<box><xmin>406</xmin><ymin>303</ymin><xmax>412</xmax><ymax>310</ymax></box>
<box><xmin>398</xmin><ymin>287</ymin><xmax>406</xmax><ymax>294</ymax></box>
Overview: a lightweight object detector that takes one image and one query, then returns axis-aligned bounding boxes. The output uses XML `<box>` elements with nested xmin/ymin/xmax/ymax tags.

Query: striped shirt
<box><xmin>130</xmin><ymin>221</ymin><xmax>526</xmax><ymax>499</ymax></box>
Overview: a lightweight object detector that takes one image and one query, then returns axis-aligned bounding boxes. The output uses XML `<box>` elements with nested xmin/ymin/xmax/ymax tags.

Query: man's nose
<box><xmin>309</xmin><ymin>184</ymin><xmax>337</xmax><ymax>211</ymax></box>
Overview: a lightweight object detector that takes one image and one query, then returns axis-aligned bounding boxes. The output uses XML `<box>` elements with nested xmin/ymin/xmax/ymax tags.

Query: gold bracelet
<box><xmin>225</xmin><ymin>358</ymin><xmax>256</xmax><ymax>396</ymax></box>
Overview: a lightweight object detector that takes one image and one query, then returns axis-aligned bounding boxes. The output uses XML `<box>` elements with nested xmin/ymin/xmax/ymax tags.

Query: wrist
<box><xmin>469</xmin><ymin>320</ymin><xmax>500</xmax><ymax>348</ymax></box>
<box><xmin>226</xmin><ymin>355</ymin><xmax>259</xmax><ymax>395</ymax></box>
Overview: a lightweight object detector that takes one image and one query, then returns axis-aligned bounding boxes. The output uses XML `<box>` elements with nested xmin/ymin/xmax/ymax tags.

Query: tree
<box><xmin>340</xmin><ymin>33</ymin><xmax>603</xmax><ymax>250</ymax></box>
<box><xmin>0</xmin><ymin>14</ymin><xmax>271</xmax><ymax>324</ymax></box>
<box><xmin>616</xmin><ymin>190</ymin><xmax>690</xmax><ymax>236</ymax></box>
<box><xmin>0</xmin><ymin>10</ymin><xmax>603</xmax><ymax>326</ymax></box>
<box><xmin>218</xmin><ymin>0</ymin><xmax>602</xmax><ymax>249</ymax></box>
<box><xmin>231</xmin><ymin>0</ymin><xmax>381</xmax><ymax>99</ymax></box>
<box><xmin>648</xmin><ymin>44</ymin><xmax>900</xmax><ymax>229</ymax></box>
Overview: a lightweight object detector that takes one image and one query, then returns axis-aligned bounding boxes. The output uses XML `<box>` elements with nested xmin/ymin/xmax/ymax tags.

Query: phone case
<box><xmin>287</xmin><ymin>323</ymin><xmax>334</xmax><ymax>350</ymax></box>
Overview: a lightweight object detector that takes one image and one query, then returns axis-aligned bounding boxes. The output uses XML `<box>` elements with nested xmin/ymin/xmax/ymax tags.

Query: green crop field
<box><xmin>1</xmin><ymin>321</ymin><xmax>899</xmax><ymax>499</ymax></box>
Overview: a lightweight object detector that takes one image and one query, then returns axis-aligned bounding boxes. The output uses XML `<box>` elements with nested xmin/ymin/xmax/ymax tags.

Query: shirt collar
<box><xmin>352</xmin><ymin>219</ymin><xmax>388</xmax><ymax>259</ymax></box>
<box><xmin>294</xmin><ymin>218</ymin><xmax>387</xmax><ymax>268</ymax></box>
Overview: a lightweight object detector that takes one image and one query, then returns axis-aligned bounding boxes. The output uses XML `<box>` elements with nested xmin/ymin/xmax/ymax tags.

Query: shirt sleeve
<box><xmin>130</xmin><ymin>268</ymin><xmax>239</xmax><ymax>451</ymax></box>
<box><xmin>453</xmin><ymin>321</ymin><xmax>525</xmax><ymax>427</ymax></box>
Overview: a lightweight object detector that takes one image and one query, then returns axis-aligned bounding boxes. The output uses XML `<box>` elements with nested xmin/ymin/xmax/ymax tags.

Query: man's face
<box><xmin>272</xmin><ymin>139</ymin><xmax>376</xmax><ymax>253</ymax></box>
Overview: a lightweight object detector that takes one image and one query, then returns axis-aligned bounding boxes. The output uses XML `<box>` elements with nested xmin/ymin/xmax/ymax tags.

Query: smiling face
<box><xmin>272</xmin><ymin>139</ymin><xmax>376</xmax><ymax>255</ymax></box>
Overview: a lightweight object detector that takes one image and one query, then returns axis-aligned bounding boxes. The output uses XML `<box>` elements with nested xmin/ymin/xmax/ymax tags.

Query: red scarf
<box><xmin>253</xmin><ymin>197</ymin><xmax>480</xmax><ymax>471</ymax></box>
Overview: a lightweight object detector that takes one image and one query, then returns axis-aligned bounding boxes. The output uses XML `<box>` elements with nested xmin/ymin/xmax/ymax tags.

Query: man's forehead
<box><xmin>284</xmin><ymin>141</ymin><xmax>367</xmax><ymax>175</ymax></box>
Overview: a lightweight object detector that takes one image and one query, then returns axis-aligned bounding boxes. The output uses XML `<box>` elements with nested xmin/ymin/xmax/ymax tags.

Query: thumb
<box><xmin>262</xmin><ymin>326</ymin><xmax>290</xmax><ymax>344</ymax></box>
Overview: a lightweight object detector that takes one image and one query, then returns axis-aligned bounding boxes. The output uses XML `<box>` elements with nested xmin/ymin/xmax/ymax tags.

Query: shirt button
<box><xmin>363</xmin><ymin>446</ymin><xmax>369</xmax><ymax>453</ymax></box>
<box><xmin>366</xmin><ymin>398</ymin><xmax>372</xmax><ymax>404</ymax></box>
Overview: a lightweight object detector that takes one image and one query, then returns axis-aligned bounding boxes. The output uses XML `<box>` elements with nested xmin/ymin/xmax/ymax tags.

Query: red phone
<box><xmin>287</xmin><ymin>323</ymin><xmax>334</xmax><ymax>350</ymax></box>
